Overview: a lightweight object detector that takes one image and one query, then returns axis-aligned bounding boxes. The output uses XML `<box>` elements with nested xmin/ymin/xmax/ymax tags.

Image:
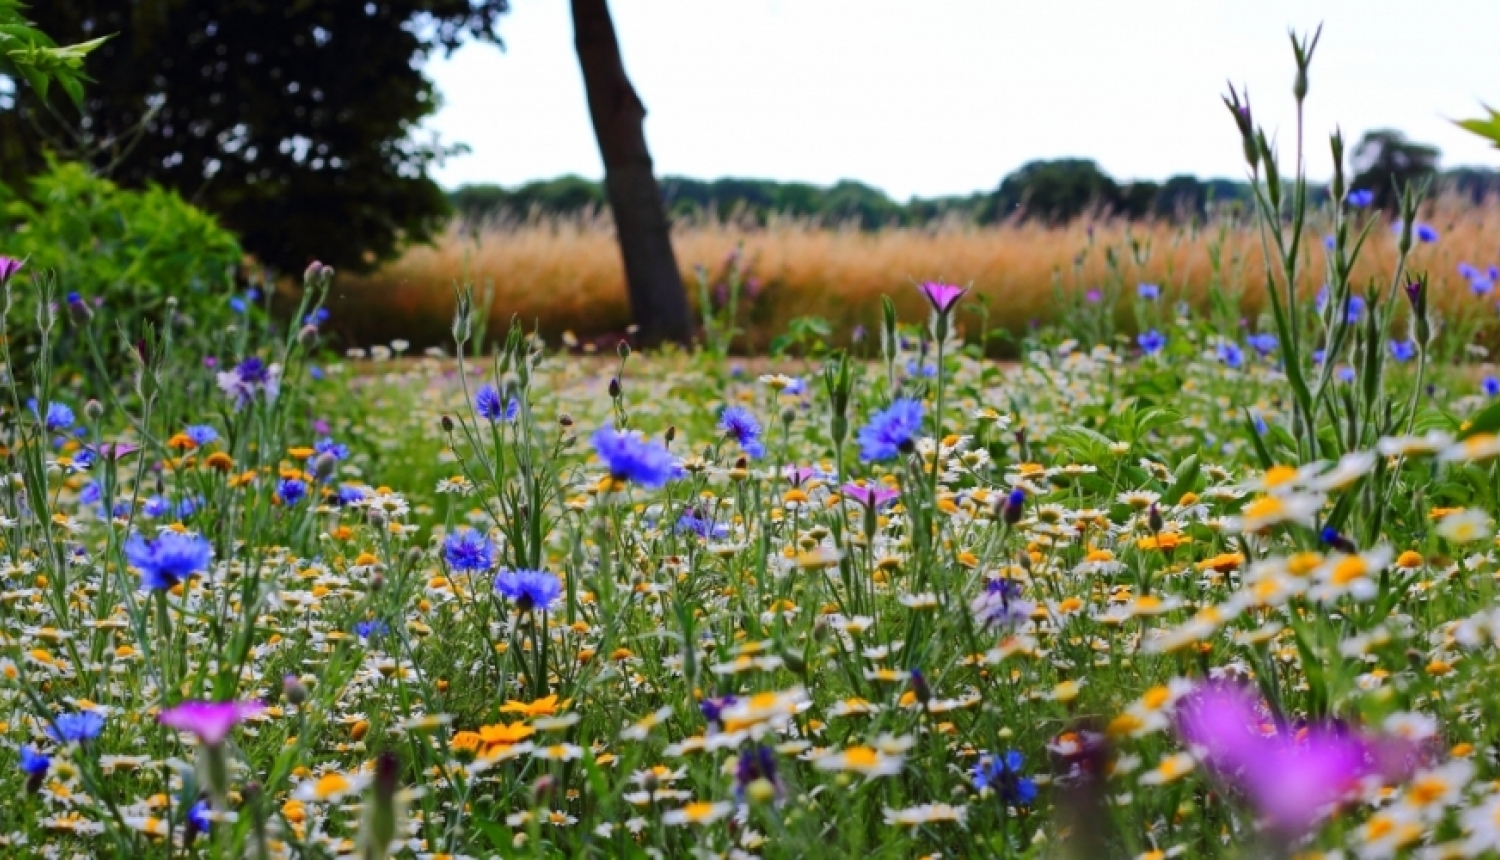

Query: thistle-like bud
<box><xmin>312</xmin><ymin>453</ymin><xmax>337</xmax><ymax>480</ymax></box>
<box><xmin>559</xmin><ymin>413</ymin><xmax>574</xmax><ymax>427</ymax></box>
<box><xmin>297</xmin><ymin>324</ymin><xmax>319</xmax><ymax>347</ymax></box>
<box><xmin>665</xmin><ymin>425</ymin><xmax>676</xmax><ymax>444</ymax></box>
<box><xmin>617</xmin><ymin>340</ymin><xmax>631</xmax><ymax>359</ymax></box>
<box><xmin>1147</xmin><ymin>503</ymin><xmax>1164</xmax><ymax>534</ymax></box>
<box><xmin>65</xmin><ymin>292</ymin><xmax>93</xmax><ymax>324</ymax></box>
<box><xmin>283</xmin><ymin>674</ymin><xmax>308</xmax><ymax>706</ymax></box>
<box><xmin>440</xmin><ymin>415</ymin><xmax>454</xmax><ymax>434</ymax></box>
<box><xmin>608</xmin><ymin>377</ymin><xmax>621</xmax><ymax>399</ymax></box>
<box><xmin>83</xmin><ymin>399</ymin><xmax>104</xmax><ymax>421</ymax></box>
<box><xmin>1002</xmin><ymin>488</ymin><xmax>1026</xmax><ymax>526</ymax></box>
<box><xmin>359</xmin><ymin>753</ymin><xmax>401</xmax><ymax>860</ymax></box>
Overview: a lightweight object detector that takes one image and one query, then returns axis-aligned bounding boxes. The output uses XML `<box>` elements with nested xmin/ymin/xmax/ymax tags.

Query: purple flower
<box><xmin>1389</xmin><ymin>339</ymin><xmax>1417</xmax><ymax>363</ymax></box>
<box><xmin>592</xmin><ymin>425</ymin><xmax>679</xmax><ymax>488</ymax></box>
<box><xmin>1138</xmin><ymin>330</ymin><xmax>1165</xmax><ymax>355</ymax></box>
<box><xmin>970</xmin><ymin>577</ymin><xmax>1034</xmax><ymax>630</ymax></box>
<box><xmin>1484</xmin><ymin>377</ymin><xmax>1500</xmax><ymax>398</ymax></box>
<box><xmin>856</xmin><ymin>398</ymin><xmax>924</xmax><ymax>462</ymax></box>
<box><xmin>277</xmin><ymin>478</ymin><xmax>307</xmax><ymax>504</ymax></box>
<box><xmin>47</xmin><ymin>711</ymin><xmax>104</xmax><ymax>744</ymax></box>
<box><xmin>1345</xmin><ymin>189</ymin><xmax>1374</xmax><ymax>207</ymax></box>
<box><xmin>1175</xmin><ymin>683</ymin><xmax>1413</xmax><ymax>839</ymax></box>
<box><xmin>0</xmin><ymin>256</ymin><xmax>22</xmax><ymax>286</ymax></box>
<box><xmin>841</xmin><ymin>482</ymin><xmax>899</xmax><ymax>509</ymax></box>
<box><xmin>493</xmin><ymin>568</ymin><xmax>562</xmax><ymax>612</ymax></box>
<box><xmin>125</xmin><ymin>531</ymin><xmax>212</xmax><ymax>590</ymax></box>
<box><xmin>719</xmin><ymin>406</ymin><xmax>765</xmax><ymax>459</ymax></box>
<box><xmin>443</xmin><ymin>529</ymin><xmax>495</xmax><ymax>572</ymax></box>
<box><xmin>216</xmin><ymin>357</ymin><xmax>280</xmax><ymax>408</ymax></box>
<box><xmin>1247</xmin><ymin>333</ymin><xmax>1278</xmax><ymax>356</ymax></box>
<box><xmin>1137</xmin><ymin>282</ymin><xmax>1161</xmax><ymax>301</ymax></box>
<box><xmin>158</xmin><ymin>700</ymin><xmax>265</xmax><ymax>746</ymax></box>
<box><xmin>918</xmin><ymin>281</ymin><xmax>966</xmax><ymax>314</ymax></box>
<box><xmin>475</xmin><ymin>385</ymin><xmax>518</xmax><ymax>422</ymax></box>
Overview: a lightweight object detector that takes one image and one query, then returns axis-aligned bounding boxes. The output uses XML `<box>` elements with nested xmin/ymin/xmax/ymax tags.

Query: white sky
<box><xmin>424</xmin><ymin>0</ymin><xmax>1500</xmax><ymax>200</ymax></box>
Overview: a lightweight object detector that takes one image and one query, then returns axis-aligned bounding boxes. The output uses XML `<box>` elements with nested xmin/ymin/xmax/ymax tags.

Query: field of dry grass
<box><xmin>328</xmin><ymin>198</ymin><xmax>1500</xmax><ymax>353</ymax></box>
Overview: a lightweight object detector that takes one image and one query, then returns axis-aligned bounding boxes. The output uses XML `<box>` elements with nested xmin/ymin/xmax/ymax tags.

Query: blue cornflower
<box><xmin>1246</xmin><ymin>333</ymin><xmax>1278</xmax><ymax>357</ymax></box>
<box><xmin>309</xmin><ymin>366</ymin><xmax>325</xmax><ymax>381</ymax></box>
<box><xmin>973</xmin><ymin>750</ymin><xmax>1037</xmax><ymax>806</ymax></box>
<box><xmin>735</xmin><ymin>745</ymin><xmax>783</xmax><ymax>802</ymax></box>
<box><xmin>125</xmin><ymin>531</ymin><xmax>212</xmax><ymax>590</ymax></box>
<box><xmin>1137</xmin><ymin>282</ymin><xmax>1160</xmax><ymax>301</ymax></box>
<box><xmin>1485</xmin><ymin>377</ymin><xmax>1500</xmax><ymax>398</ymax></box>
<box><xmin>784</xmin><ymin>377</ymin><xmax>806</xmax><ymax>396</ymax></box>
<box><xmin>142</xmin><ymin>496</ymin><xmax>171</xmax><ymax>519</ymax></box>
<box><xmin>304</xmin><ymin>307</ymin><xmax>329</xmax><ymax>326</ymax></box>
<box><xmin>904</xmin><ymin>360</ymin><xmax>938</xmax><ymax>378</ymax></box>
<box><xmin>1389</xmin><ymin>339</ymin><xmax>1417</xmax><ymax>363</ymax></box>
<box><xmin>677</xmin><ymin>511</ymin><xmax>728</xmax><ymax>539</ymax></box>
<box><xmin>313</xmin><ymin>437</ymin><xmax>349</xmax><ymax>461</ymax></box>
<box><xmin>856</xmin><ymin>398</ymin><xmax>924</xmax><ymax>462</ymax></box>
<box><xmin>229</xmin><ymin>297</ymin><xmax>247</xmax><ymax>314</ymax></box>
<box><xmin>336</xmin><ymin>485</ymin><xmax>368</xmax><ymax>506</ymax></box>
<box><xmin>1252</xmin><ymin>412</ymin><xmax>1269</xmax><ymax>435</ymax></box>
<box><xmin>277</xmin><ymin>478</ymin><xmax>307</xmax><ymax>504</ymax></box>
<box><xmin>175</xmin><ymin>496</ymin><xmax>203</xmax><ymax>519</ymax></box>
<box><xmin>1346</xmin><ymin>189</ymin><xmax>1375</xmax><ymax>208</ymax></box>
<box><xmin>355</xmin><ymin>619</ymin><xmax>390</xmax><ymax>640</ymax></box>
<box><xmin>1337</xmin><ymin>366</ymin><xmax>1357</xmax><ymax>383</ymax></box>
<box><xmin>1460</xmin><ymin>263</ymin><xmax>1480</xmax><ymax>280</ymax></box>
<box><xmin>71</xmin><ymin>448</ymin><xmax>95</xmax><ymax>470</ymax></box>
<box><xmin>443</xmin><ymin>529</ymin><xmax>495</xmax><ymax>572</ymax></box>
<box><xmin>1473</xmin><ymin>277</ymin><xmax>1495</xmax><ymax>298</ymax></box>
<box><xmin>19</xmin><ymin>746</ymin><xmax>49</xmax><ymax>776</ymax></box>
<box><xmin>1322</xmin><ymin>234</ymin><xmax>1335</xmax><ymax>251</ymax></box>
<box><xmin>79</xmin><ymin>482</ymin><xmax>101</xmax><ymax>505</ymax></box>
<box><xmin>592</xmin><ymin>425</ymin><xmax>678</xmax><ymax>488</ymax></box>
<box><xmin>719</xmin><ymin>406</ymin><xmax>765</xmax><ymax>459</ymax></box>
<box><xmin>475</xmin><ymin>385</ymin><xmax>508</xmax><ymax>422</ymax></box>
<box><xmin>1416</xmin><ymin>223</ymin><xmax>1439</xmax><ymax>243</ymax></box>
<box><xmin>47</xmin><ymin>712</ymin><xmax>104</xmax><ymax>744</ymax></box>
<box><xmin>493</xmin><ymin>568</ymin><xmax>562</xmax><ymax>612</ymax></box>
<box><xmin>45</xmin><ymin>402</ymin><xmax>74</xmax><ymax>431</ymax></box>
<box><xmin>701</xmin><ymin>695</ymin><xmax>736</xmax><ymax>728</ymax></box>
<box><xmin>1347</xmin><ymin>295</ymin><xmax>1366</xmax><ymax>322</ymax></box>
<box><xmin>1217</xmin><ymin>342</ymin><xmax>1244</xmax><ymax>369</ymax></box>
<box><xmin>1138</xmin><ymin>329</ymin><xmax>1165</xmax><ymax>355</ymax></box>
<box><xmin>188</xmin><ymin>799</ymin><xmax>212</xmax><ymax>834</ymax></box>
<box><xmin>185</xmin><ymin>425</ymin><xmax>218</xmax><ymax>446</ymax></box>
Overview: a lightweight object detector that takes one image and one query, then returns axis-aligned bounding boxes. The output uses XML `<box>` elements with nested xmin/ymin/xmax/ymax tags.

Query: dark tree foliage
<box><xmin>0</xmin><ymin>0</ymin><xmax>508</xmax><ymax>274</ymax></box>
<box><xmin>1350</xmin><ymin>129</ymin><xmax>1440</xmax><ymax>210</ymax></box>
<box><xmin>988</xmin><ymin>158</ymin><xmax>1120</xmax><ymax>223</ymax></box>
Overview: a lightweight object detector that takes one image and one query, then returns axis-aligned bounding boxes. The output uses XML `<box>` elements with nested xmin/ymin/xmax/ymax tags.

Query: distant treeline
<box><xmin>451</xmin><ymin>149</ymin><xmax>1500</xmax><ymax>229</ymax></box>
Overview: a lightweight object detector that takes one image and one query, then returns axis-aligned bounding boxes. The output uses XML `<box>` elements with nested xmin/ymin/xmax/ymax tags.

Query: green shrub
<box><xmin>0</xmin><ymin>159</ymin><xmax>242</xmax><ymax>347</ymax></box>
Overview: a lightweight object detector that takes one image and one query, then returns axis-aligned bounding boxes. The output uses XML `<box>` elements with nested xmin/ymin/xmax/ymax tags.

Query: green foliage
<box><xmin>0</xmin><ymin>1</ymin><xmax>509</xmax><ymax>275</ymax></box>
<box><xmin>0</xmin><ymin>0</ymin><xmax>106</xmax><ymax>106</ymax></box>
<box><xmin>0</xmin><ymin>160</ymin><xmax>241</xmax><ymax>344</ymax></box>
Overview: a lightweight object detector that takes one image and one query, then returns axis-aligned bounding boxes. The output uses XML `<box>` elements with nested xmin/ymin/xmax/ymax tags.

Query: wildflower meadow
<box><xmin>9</xmin><ymin>32</ymin><xmax>1500</xmax><ymax>860</ymax></box>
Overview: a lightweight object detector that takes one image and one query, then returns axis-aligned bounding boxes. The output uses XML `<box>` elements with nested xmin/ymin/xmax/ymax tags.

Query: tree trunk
<box><xmin>571</xmin><ymin>0</ymin><xmax>693</xmax><ymax>346</ymax></box>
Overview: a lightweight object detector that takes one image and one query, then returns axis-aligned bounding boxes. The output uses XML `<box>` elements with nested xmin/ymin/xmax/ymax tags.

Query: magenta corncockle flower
<box><xmin>158</xmin><ymin>700</ymin><xmax>265</xmax><ymax>746</ymax></box>
<box><xmin>1175</xmin><ymin>683</ymin><xmax>1415</xmax><ymax>839</ymax></box>
<box><xmin>841</xmin><ymin>482</ymin><xmax>899</xmax><ymax>509</ymax></box>
<box><xmin>0</xmin><ymin>257</ymin><xmax>22</xmax><ymax>286</ymax></box>
<box><xmin>783</xmin><ymin>465</ymin><xmax>817</xmax><ymax>487</ymax></box>
<box><xmin>88</xmin><ymin>442</ymin><xmax>141</xmax><ymax>462</ymax></box>
<box><xmin>918</xmin><ymin>281</ymin><xmax>967</xmax><ymax>314</ymax></box>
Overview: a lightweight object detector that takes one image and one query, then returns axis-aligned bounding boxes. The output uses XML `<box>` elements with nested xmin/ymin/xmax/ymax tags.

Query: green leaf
<box><xmin>1458</xmin><ymin>396</ymin><xmax>1500</xmax><ymax>440</ymax></box>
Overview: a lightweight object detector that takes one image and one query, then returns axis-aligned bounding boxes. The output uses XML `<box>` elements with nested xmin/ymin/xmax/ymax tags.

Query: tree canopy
<box><xmin>1350</xmin><ymin>129</ymin><xmax>1440</xmax><ymax>209</ymax></box>
<box><xmin>0</xmin><ymin>0</ymin><xmax>509</xmax><ymax>275</ymax></box>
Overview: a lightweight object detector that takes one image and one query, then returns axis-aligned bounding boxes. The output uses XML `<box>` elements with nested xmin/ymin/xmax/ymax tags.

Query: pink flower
<box><xmin>0</xmin><ymin>257</ymin><xmax>21</xmax><ymax>286</ymax></box>
<box><xmin>783</xmin><ymin>465</ymin><xmax>817</xmax><ymax>487</ymax></box>
<box><xmin>88</xmin><ymin>442</ymin><xmax>141</xmax><ymax>462</ymax></box>
<box><xmin>918</xmin><ymin>281</ymin><xmax>967</xmax><ymax>314</ymax></box>
<box><xmin>1175</xmin><ymin>683</ymin><xmax>1416</xmax><ymax>838</ymax></box>
<box><xmin>158</xmin><ymin>700</ymin><xmax>265</xmax><ymax>746</ymax></box>
<box><xmin>841</xmin><ymin>482</ymin><xmax>899</xmax><ymax>509</ymax></box>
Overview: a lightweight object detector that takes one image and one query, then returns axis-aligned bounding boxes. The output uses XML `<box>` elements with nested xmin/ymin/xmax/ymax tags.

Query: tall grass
<box><xmin>332</xmin><ymin>197</ymin><xmax>1500</xmax><ymax>353</ymax></box>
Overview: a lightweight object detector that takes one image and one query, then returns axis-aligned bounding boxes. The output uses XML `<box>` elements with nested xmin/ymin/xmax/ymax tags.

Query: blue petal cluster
<box><xmin>592</xmin><ymin>425</ymin><xmax>678</xmax><ymax>488</ymax></box>
<box><xmin>855</xmin><ymin>398</ymin><xmax>924</xmax><ymax>462</ymax></box>
<box><xmin>493</xmin><ymin>568</ymin><xmax>563</xmax><ymax>611</ymax></box>
<box><xmin>719</xmin><ymin>406</ymin><xmax>765</xmax><ymax>459</ymax></box>
<box><xmin>125</xmin><ymin>531</ymin><xmax>212</xmax><ymax>590</ymax></box>
<box><xmin>443</xmin><ymin>529</ymin><xmax>496</xmax><ymax>572</ymax></box>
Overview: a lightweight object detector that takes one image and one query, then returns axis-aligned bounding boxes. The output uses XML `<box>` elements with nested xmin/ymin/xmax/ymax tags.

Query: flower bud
<box><xmin>312</xmin><ymin>453</ymin><xmax>337</xmax><ymax>479</ymax></box>
<box><xmin>283</xmin><ymin>674</ymin><xmax>308</xmax><ymax>706</ymax></box>
<box><xmin>608</xmin><ymin>377</ymin><xmax>621</xmax><ymax>399</ymax></box>
<box><xmin>297</xmin><ymin>325</ymin><xmax>319</xmax><ymax>347</ymax></box>
<box><xmin>440</xmin><ymin>415</ymin><xmax>454</xmax><ymax>434</ymax></box>
<box><xmin>83</xmin><ymin>399</ymin><xmax>104</xmax><ymax>421</ymax></box>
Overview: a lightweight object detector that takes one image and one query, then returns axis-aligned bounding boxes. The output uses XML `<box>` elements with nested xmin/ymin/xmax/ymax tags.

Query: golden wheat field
<box><xmin>331</xmin><ymin>198</ymin><xmax>1500</xmax><ymax>352</ymax></box>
